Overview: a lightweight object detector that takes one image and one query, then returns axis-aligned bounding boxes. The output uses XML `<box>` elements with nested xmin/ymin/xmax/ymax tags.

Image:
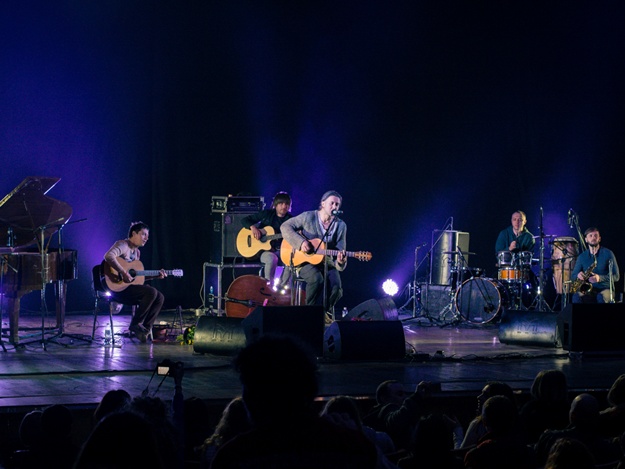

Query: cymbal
<box><xmin>532</xmin><ymin>234</ymin><xmax>556</xmax><ymax>239</ymax></box>
<box><xmin>442</xmin><ymin>251</ymin><xmax>476</xmax><ymax>255</ymax></box>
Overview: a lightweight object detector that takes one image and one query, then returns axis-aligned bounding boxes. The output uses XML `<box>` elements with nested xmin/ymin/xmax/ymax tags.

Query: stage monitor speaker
<box><xmin>323</xmin><ymin>321</ymin><xmax>406</xmax><ymax>360</ymax></box>
<box><xmin>498</xmin><ymin>309</ymin><xmax>560</xmax><ymax>348</ymax></box>
<box><xmin>193</xmin><ymin>315</ymin><xmax>246</xmax><ymax>355</ymax></box>
<box><xmin>558</xmin><ymin>303</ymin><xmax>625</xmax><ymax>352</ymax></box>
<box><xmin>208</xmin><ymin>212</ymin><xmax>257</xmax><ymax>263</ymax></box>
<box><xmin>345</xmin><ymin>297</ymin><xmax>398</xmax><ymax>321</ymax></box>
<box><xmin>241</xmin><ymin>305</ymin><xmax>325</xmax><ymax>356</ymax></box>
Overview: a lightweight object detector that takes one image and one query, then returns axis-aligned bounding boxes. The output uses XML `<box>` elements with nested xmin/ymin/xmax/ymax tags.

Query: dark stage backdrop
<box><xmin>1</xmin><ymin>1</ymin><xmax>624</xmax><ymax>316</ymax></box>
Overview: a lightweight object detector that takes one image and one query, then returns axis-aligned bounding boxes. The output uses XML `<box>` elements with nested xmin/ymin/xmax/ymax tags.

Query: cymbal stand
<box><xmin>529</xmin><ymin>207</ymin><xmax>551</xmax><ymax>312</ymax></box>
<box><xmin>438</xmin><ymin>248</ymin><xmax>465</xmax><ymax>325</ymax></box>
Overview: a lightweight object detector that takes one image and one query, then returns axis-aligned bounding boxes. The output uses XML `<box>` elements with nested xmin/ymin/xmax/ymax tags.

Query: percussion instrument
<box><xmin>498</xmin><ymin>267</ymin><xmax>521</xmax><ymax>282</ymax></box>
<box><xmin>497</xmin><ymin>251</ymin><xmax>513</xmax><ymax>267</ymax></box>
<box><xmin>450</xmin><ymin>266</ymin><xmax>484</xmax><ymax>287</ymax></box>
<box><xmin>455</xmin><ymin>278</ymin><xmax>507</xmax><ymax>324</ymax></box>
<box><xmin>516</xmin><ymin>251</ymin><xmax>533</xmax><ymax>268</ymax></box>
<box><xmin>550</xmin><ymin>236</ymin><xmax>579</xmax><ymax>294</ymax></box>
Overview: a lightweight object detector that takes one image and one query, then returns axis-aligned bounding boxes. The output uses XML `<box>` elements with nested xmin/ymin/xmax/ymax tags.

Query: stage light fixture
<box><xmin>382</xmin><ymin>279</ymin><xmax>399</xmax><ymax>296</ymax></box>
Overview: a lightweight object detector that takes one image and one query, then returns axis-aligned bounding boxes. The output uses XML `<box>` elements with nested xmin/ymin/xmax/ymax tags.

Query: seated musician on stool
<box><xmin>571</xmin><ymin>227</ymin><xmax>619</xmax><ymax>304</ymax></box>
<box><xmin>240</xmin><ymin>191</ymin><xmax>293</xmax><ymax>286</ymax></box>
<box><xmin>495</xmin><ymin>210</ymin><xmax>535</xmax><ymax>255</ymax></box>
<box><xmin>280</xmin><ymin>190</ymin><xmax>347</xmax><ymax>324</ymax></box>
<box><xmin>103</xmin><ymin>221</ymin><xmax>167</xmax><ymax>343</ymax></box>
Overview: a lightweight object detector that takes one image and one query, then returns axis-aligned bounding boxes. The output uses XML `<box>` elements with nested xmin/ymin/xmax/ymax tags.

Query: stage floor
<box><xmin>1</xmin><ymin>306</ymin><xmax>623</xmax><ymax>412</ymax></box>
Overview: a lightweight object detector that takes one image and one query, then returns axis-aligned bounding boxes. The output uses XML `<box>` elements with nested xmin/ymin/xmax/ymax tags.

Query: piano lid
<box><xmin>0</xmin><ymin>176</ymin><xmax>73</xmax><ymax>252</ymax></box>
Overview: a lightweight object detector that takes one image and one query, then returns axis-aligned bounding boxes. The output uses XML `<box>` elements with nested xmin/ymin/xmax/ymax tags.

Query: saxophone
<box><xmin>570</xmin><ymin>256</ymin><xmax>597</xmax><ymax>294</ymax></box>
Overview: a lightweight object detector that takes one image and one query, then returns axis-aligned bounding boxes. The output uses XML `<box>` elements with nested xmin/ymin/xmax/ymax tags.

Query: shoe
<box><xmin>129</xmin><ymin>324</ymin><xmax>148</xmax><ymax>343</ymax></box>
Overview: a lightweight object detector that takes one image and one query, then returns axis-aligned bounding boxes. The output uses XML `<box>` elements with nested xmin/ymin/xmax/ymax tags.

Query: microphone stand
<box><xmin>314</xmin><ymin>215</ymin><xmax>338</xmax><ymax>318</ymax></box>
<box><xmin>530</xmin><ymin>207</ymin><xmax>551</xmax><ymax>312</ymax></box>
<box><xmin>609</xmin><ymin>259</ymin><xmax>615</xmax><ymax>303</ymax></box>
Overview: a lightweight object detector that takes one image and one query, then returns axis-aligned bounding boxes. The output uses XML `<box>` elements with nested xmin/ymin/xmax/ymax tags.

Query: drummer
<box><xmin>495</xmin><ymin>210</ymin><xmax>536</xmax><ymax>257</ymax></box>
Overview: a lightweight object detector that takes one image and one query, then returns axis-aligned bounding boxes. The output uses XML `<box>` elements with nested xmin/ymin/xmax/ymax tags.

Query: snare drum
<box><xmin>498</xmin><ymin>267</ymin><xmax>521</xmax><ymax>282</ymax></box>
<box><xmin>497</xmin><ymin>251</ymin><xmax>514</xmax><ymax>267</ymax></box>
<box><xmin>455</xmin><ymin>278</ymin><xmax>507</xmax><ymax>324</ymax></box>
<box><xmin>551</xmin><ymin>236</ymin><xmax>579</xmax><ymax>294</ymax></box>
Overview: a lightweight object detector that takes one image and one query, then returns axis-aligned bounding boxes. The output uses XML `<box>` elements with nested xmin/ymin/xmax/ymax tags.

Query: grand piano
<box><xmin>0</xmin><ymin>176</ymin><xmax>77</xmax><ymax>345</ymax></box>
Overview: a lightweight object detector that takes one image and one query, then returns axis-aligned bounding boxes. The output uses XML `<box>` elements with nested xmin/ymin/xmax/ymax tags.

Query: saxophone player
<box><xmin>571</xmin><ymin>227</ymin><xmax>620</xmax><ymax>303</ymax></box>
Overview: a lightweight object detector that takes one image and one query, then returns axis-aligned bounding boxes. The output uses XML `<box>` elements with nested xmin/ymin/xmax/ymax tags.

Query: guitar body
<box><xmin>280</xmin><ymin>239</ymin><xmax>372</xmax><ymax>266</ymax></box>
<box><xmin>236</xmin><ymin>226</ymin><xmax>283</xmax><ymax>258</ymax></box>
<box><xmin>280</xmin><ymin>239</ymin><xmax>326</xmax><ymax>266</ymax></box>
<box><xmin>101</xmin><ymin>258</ymin><xmax>184</xmax><ymax>292</ymax></box>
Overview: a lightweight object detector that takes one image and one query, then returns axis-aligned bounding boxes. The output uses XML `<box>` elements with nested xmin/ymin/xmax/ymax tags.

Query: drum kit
<box><xmin>434</xmin><ymin>238</ymin><xmax>578</xmax><ymax>325</ymax></box>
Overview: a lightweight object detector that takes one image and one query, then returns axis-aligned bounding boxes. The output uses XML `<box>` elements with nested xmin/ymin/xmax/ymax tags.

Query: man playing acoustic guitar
<box><xmin>280</xmin><ymin>190</ymin><xmax>348</xmax><ymax>324</ymax></box>
<box><xmin>103</xmin><ymin>221</ymin><xmax>167</xmax><ymax>343</ymax></box>
<box><xmin>239</xmin><ymin>191</ymin><xmax>293</xmax><ymax>285</ymax></box>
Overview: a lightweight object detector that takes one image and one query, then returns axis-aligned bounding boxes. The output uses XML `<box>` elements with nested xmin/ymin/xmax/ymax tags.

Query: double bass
<box><xmin>224</xmin><ymin>275</ymin><xmax>305</xmax><ymax>318</ymax></box>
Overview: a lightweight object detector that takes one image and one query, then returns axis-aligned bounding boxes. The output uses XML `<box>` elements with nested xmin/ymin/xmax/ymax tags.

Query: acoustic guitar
<box><xmin>236</xmin><ymin>226</ymin><xmax>283</xmax><ymax>258</ymax></box>
<box><xmin>280</xmin><ymin>238</ymin><xmax>372</xmax><ymax>266</ymax></box>
<box><xmin>101</xmin><ymin>258</ymin><xmax>184</xmax><ymax>292</ymax></box>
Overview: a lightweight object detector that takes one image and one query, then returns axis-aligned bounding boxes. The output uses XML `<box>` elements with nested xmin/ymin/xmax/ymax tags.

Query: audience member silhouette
<box><xmin>320</xmin><ymin>395</ymin><xmax>399</xmax><ymax>468</ymax></box>
<box><xmin>463</xmin><ymin>395</ymin><xmax>536</xmax><ymax>469</ymax></box>
<box><xmin>197</xmin><ymin>396</ymin><xmax>252</xmax><ymax>469</ymax></box>
<box><xmin>210</xmin><ymin>334</ymin><xmax>379</xmax><ymax>468</ymax></box>
<box><xmin>598</xmin><ymin>373</ymin><xmax>625</xmax><ymax>438</ymax></box>
<box><xmin>362</xmin><ymin>379</ymin><xmax>439</xmax><ymax>452</ymax></box>
<box><xmin>518</xmin><ymin>369</ymin><xmax>570</xmax><ymax>445</ymax></box>
<box><xmin>179</xmin><ymin>396</ymin><xmax>215</xmax><ymax>467</ymax></box>
<box><xmin>396</xmin><ymin>410</ymin><xmax>464</xmax><ymax>469</ymax></box>
<box><xmin>534</xmin><ymin>393</ymin><xmax>621</xmax><ymax>467</ymax></box>
<box><xmin>542</xmin><ymin>437</ymin><xmax>595</xmax><ymax>469</ymax></box>
<box><xmin>39</xmin><ymin>404</ymin><xmax>80</xmax><ymax>469</ymax></box>
<box><xmin>127</xmin><ymin>395</ymin><xmax>184</xmax><ymax>469</ymax></box>
<box><xmin>73</xmin><ymin>411</ymin><xmax>165</xmax><ymax>469</ymax></box>
<box><xmin>460</xmin><ymin>381</ymin><xmax>515</xmax><ymax>449</ymax></box>
<box><xmin>92</xmin><ymin>389</ymin><xmax>131</xmax><ymax>426</ymax></box>
<box><xmin>10</xmin><ymin>409</ymin><xmax>44</xmax><ymax>468</ymax></box>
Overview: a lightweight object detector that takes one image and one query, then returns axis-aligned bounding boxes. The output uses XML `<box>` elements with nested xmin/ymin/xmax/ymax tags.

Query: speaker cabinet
<box><xmin>209</xmin><ymin>212</ymin><xmax>257</xmax><ymax>263</ymax></box>
<box><xmin>241</xmin><ymin>305</ymin><xmax>325</xmax><ymax>356</ymax></box>
<box><xmin>420</xmin><ymin>284</ymin><xmax>452</xmax><ymax>317</ymax></box>
<box><xmin>498</xmin><ymin>310</ymin><xmax>560</xmax><ymax>347</ymax></box>
<box><xmin>558</xmin><ymin>303</ymin><xmax>625</xmax><ymax>352</ymax></box>
<box><xmin>323</xmin><ymin>321</ymin><xmax>406</xmax><ymax>360</ymax></box>
<box><xmin>193</xmin><ymin>315</ymin><xmax>246</xmax><ymax>355</ymax></box>
<box><xmin>345</xmin><ymin>297</ymin><xmax>398</xmax><ymax>321</ymax></box>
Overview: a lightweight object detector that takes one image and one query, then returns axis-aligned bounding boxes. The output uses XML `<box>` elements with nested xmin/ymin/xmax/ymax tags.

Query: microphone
<box><xmin>567</xmin><ymin>209</ymin><xmax>574</xmax><ymax>229</ymax></box>
<box><xmin>331</xmin><ymin>210</ymin><xmax>343</xmax><ymax>216</ymax></box>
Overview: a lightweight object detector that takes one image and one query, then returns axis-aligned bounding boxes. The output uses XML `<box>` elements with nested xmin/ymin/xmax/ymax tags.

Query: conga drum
<box><xmin>551</xmin><ymin>237</ymin><xmax>579</xmax><ymax>294</ymax></box>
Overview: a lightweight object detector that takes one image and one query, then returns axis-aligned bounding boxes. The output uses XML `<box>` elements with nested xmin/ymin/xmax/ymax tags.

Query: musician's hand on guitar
<box><xmin>300</xmin><ymin>240</ymin><xmax>313</xmax><ymax>254</ymax></box>
<box><xmin>337</xmin><ymin>250</ymin><xmax>347</xmax><ymax>265</ymax></box>
<box><xmin>251</xmin><ymin>225</ymin><xmax>263</xmax><ymax>240</ymax></box>
<box><xmin>158</xmin><ymin>269</ymin><xmax>168</xmax><ymax>279</ymax></box>
<box><xmin>121</xmin><ymin>271</ymin><xmax>134</xmax><ymax>283</ymax></box>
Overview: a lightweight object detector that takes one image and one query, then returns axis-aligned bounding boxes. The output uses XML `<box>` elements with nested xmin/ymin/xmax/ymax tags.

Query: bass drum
<box><xmin>225</xmin><ymin>275</ymin><xmax>304</xmax><ymax>318</ymax></box>
<box><xmin>455</xmin><ymin>278</ymin><xmax>507</xmax><ymax>324</ymax></box>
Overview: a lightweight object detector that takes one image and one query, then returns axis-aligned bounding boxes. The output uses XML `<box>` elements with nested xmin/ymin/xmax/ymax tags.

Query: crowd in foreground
<box><xmin>3</xmin><ymin>335</ymin><xmax>625</xmax><ymax>469</ymax></box>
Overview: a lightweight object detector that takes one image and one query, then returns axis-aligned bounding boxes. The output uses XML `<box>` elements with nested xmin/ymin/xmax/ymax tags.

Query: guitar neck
<box><xmin>132</xmin><ymin>269</ymin><xmax>175</xmax><ymax>277</ymax></box>
<box><xmin>317</xmin><ymin>249</ymin><xmax>357</xmax><ymax>259</ymax></box>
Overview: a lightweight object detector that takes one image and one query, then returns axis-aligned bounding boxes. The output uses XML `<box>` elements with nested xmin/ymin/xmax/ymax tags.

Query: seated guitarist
<box><xmin>240</xmin><ymin>191</ymin><xmax>293</xmax><ymax>285</ymax></box>
<box><xmin>280</xmin><ymin>190</ymin><xmax>347</xmax><ymax>323</ymax></box>
<box><xmin>103</xmin><ymin>221</ymin><xmax>167</xmax><ymax>343</ymax></box>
